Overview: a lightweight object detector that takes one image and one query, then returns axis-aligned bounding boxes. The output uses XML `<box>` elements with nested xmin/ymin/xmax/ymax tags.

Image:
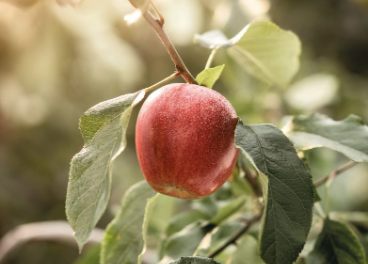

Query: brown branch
<box><xmin>143</xmin><ymin>11</ymin><xmax>196</xmax><ymax>84</ymax></box>
<box><xmin>0</xmin><ymin>221</ymin><xmax>103</xmax><ymax>263</ymax></box>
<box><xmin>314</xmin><ymin>161</ymin><xmax>357</xmax><ymax>187</ymax></box>
<box><xmin>207</xmin><ymin>211</ymin><xmax>263</xmax><ymax>258</ymax></box>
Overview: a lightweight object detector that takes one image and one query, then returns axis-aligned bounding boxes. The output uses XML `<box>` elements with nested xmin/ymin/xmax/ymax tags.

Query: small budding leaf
<box><xmin>168</xmin><ymin>256</ymin><xmax>221</xmax><ymax>264</ymax></box>
<box><xmin>283</xmin><ymin>113</ymin><xmax>368</xmax><ymax>162</ymax></box>
<box><xmin>307</xmin><ymin>218</ymin><xmax>366</xmax><ymax>264</ymax></box>
<box><xmin>66</xmin><ymin>90</ymin><xmax>145</xmax><ymax>250</ymax></box>
<box><xmin>101</xmin><ymin>181</ymin><xmax>158</xmax><ymax>264</ymax></box>
<box><xmin>196</xmin><ymin>65</ymin><xmax>225</xmax><ymax>89</ymax></box>
<box><xmin>235</xmin><ymin>120</ymin><xmax>314</xmax><ymax>264</ymax></box>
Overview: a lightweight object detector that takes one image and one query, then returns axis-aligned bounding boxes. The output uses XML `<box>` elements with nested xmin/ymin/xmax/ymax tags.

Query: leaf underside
<box><xmin>66</xmin><ymin>90</ymin><xmax>144</xmax><ymax>250</ymax></box>
<box><xmin>101</xmin><ymin>181</ymin><xmax>157</xmax><ymax>264</ymax></box>
<box><xmin>307</xmin><ymin>218</ymin><xmax>366</xmax><ymax>264</ymax></box>
<box><xmin>284</xmin><ymin>113</ymin><xmax>368</xmax><ymax>162</ymax></box>
<box><xmin>228</xmin><ymin>21</ymin><xmax>301</xmax><ymax>87</ymax></box>
<box><xmin>235</xmin><ymin>120</ymin><xmax>314</xmax><ymax>264</ymax></box>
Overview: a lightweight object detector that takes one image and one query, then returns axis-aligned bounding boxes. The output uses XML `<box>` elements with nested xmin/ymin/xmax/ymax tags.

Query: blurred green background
<box><xmin>0</xmin><ymin>0</ymin><xmax>368</xmax><ymax>263</ymax></box>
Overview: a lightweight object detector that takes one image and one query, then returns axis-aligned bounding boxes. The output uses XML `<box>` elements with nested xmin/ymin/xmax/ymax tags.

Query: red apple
<box><xmin>135</xmin><ymin>83</ymin><xmax>239</xmax><ymax>199</ymax></box>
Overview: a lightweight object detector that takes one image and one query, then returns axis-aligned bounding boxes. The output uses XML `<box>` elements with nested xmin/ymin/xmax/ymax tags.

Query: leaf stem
<box><xmin>205</xmin><ymin>48</ymin><xmax>218</xmax><ymax>69</ymax></box>
<box><xmin>143</xmin><ymin>11</ymin><xmax>197</xmax><ymax>84</ymax></box>
<box><xmin>207</xmin><ymin>211</ymin><xmax>263</xmax><ymax>258</ymax></box>
<box><xmin>314</xmin><ymin>161</ymin><xmax>357</xmax><ymax>187</ymax></box>
<box><xmin>144</xmin><ymin>71</ymin><xmax>181</xmax><ymax>93</ymax></box>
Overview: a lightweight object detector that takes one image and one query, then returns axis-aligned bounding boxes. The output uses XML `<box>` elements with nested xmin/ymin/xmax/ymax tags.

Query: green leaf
<box><xmin>283</xmin><ymin>113</ymin><xmax>368</xmax><ymax>162</ymax></box>
<box><xmin>101</xmin><ymin>181</ymin><xmax>158</xmax><ymax>264</ymax></box>
<box><xmin>166</xmin><ymin>210</ymin><xmax>210</xmax><ymax>237</ymax></box>
<box><xmin>228</xmin><ymin>235</ymin><xmax>265</xmax><ymax>264</ymax></box>
<box><xmin>235</xmin><ymin>120</ymin><xmax>314</xmax><ymax>264</ymax></box>
<box><xmin>196</xmin><ymin>65</ymin><xmax>225</xmax><ymax>88</ymax></box>
<box><xmin>66</xmin><ymin>90</ymin><xmax>145</xmax><ymax>250</ymax></box>
<box><xmin>168</xmin><ymin>256</ymin><xmax>221</xmax><ymax>264</ymax></box>
<box><xmin>228</xmin><ymin>167</ymin><xmax>253</xmax><ymax>196</ymax></box>
<box><xmin>228</xmin><ymin>21</ymin><xmax>301</xmax><ymax>87</ymax></box>
<box><xmin>192</xmin><ymin>196</ymin><xmax>218</xmax><ymax>219</ymax></box>
<box><xmin>330</xmin><ymin>211</ymin><xmax>368</xmax><ymax>230</ymax></box>
<box><xmin>163</xmin><ymin>223</ymin><xmax>214</xmax><ymax>261</ymax></box>
<box><xmin>307</xmin><ymin>218</ymin><xmax>366</xmax><ymax>264</ymax></box>
<box><xmin>194</xmin><ymin>21</ymin><xmax>300</xmax><ymax>87</ymax></box>
<box><xmin>195</xmin><ymin>221</ymin><xmax>243</xmax><ymax>257</ymax></box>
<box><xmin>209</xmin><ymin>195</ymin><xmax>246</xmax><ymax>225</ymax></box>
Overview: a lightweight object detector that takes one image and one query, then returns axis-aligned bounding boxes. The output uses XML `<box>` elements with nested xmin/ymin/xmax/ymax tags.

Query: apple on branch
<box><xmin>135</xmin><ymin>83</ymin><xmax>239</xmax><ymax>199</ymax></box>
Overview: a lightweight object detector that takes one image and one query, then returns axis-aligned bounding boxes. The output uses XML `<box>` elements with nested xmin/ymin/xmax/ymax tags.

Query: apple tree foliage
<box><xmin>66</xmin><ymin>4</ymin><xmax>368</xmax><ymax>264</ymax></box>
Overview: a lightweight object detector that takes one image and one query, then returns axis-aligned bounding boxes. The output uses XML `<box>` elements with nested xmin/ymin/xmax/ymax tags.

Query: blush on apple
<box><xmin>135</xmin><ymin>83</ymin><xmax>239</xmax><ymax>199</ymax></box>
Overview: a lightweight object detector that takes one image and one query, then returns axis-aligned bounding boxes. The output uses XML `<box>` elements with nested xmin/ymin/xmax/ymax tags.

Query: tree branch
<box><xmin>314</xmin><ymin>161</ymin><xmax>357</xmax><ymax>187</ymax></box>
<box><xmin>0</xmin><ymin>221</ymin><xmax>104</xmax><ymax>263</ymax></box>
<box><xmin>143</xmin><ymin>11</ymin><xmax>197</xmax><ymax>84</ymax></box>
<box><xmin>207</xmin><ymin>211</ymin><xmax>263</xmax><ymax>258</ymax></box>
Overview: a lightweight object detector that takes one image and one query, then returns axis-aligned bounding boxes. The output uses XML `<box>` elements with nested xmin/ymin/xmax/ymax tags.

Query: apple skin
<box><xmin>135</xmin><ymin>83</ymin><xmax>239</xmax><ymax>199</ymax></box>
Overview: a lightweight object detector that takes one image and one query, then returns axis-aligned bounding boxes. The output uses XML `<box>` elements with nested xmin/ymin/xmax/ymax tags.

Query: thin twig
<box><xmin>144</xmin><ymin>71</ymin><xmax>181</xmax><ymax>93</ymax></box>
<box><xmin>150</xmin><ymin>1</ymin><xmax>165</xmax><ymax>26</ymax></box>
<box><xmin>0</xmin><ymin>221</ymin><xmax>104</xmax><ymax>263</ymax></box>
<box><xmin>207</xmin><ymin>211</ymin><xmax>263</xmax><ymax>258</ymax></box>
<box><xmin>143</xmin><ymin>11</ymin><xmax>196</xmax><ymax>84</ymax></box>
<box><xmin>314</xmin><ymin>161</ymin><xmax>357</xmax><ymax>187</ymax></box>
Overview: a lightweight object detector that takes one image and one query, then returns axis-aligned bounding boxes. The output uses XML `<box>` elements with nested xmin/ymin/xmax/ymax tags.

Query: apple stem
<box><xmin>144</xmin><ymin>71</ymin><xmax>181</xmax><ymax>93</ymax></box>
<box><xmin>143</xmin><ymin>11</ymin><xmax>197</xmax><ymax>84</ymax></box>
<box><xmin>207</xmin><ymin>211</ymin><xmax>263</xmax><ymax>258</ymax></box>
